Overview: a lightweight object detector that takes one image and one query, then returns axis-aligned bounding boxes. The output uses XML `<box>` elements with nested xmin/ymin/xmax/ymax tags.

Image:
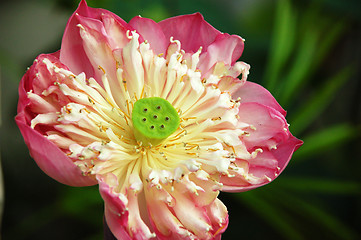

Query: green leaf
<box><xmin>311</xmin><ymin>20</ymin><xmax>347</xmax><ymax>73</ymax></box>
<box><xmin>278</xmin><ymin>29</ymin><xmax>318</xmax><ymax>106</ymax></box>
<box><xmin>264</xmin><ymin>0</ymin><xmax>296</xmax><ymax>93</ymax></box>
<box><xmin>278</xmin><ymin>177</ymin><xmax>361</xmax><ymax>195</ymax></box>
<box><xmin>272</xmin><ymin>190</ymin><xmax>360</xmax><ymax>240</ymax></box>
<box><xmin>236</xmin><ymin>191</ymin><xmax>304</xmax><ymax>240</ymax></box>
<box><xmin>289</xmin><ymin>66</ymin><xmax>354</xmax><ymax>135</ymax></box>
<box><xmin>292</xmin><ymin>123</ymin><xmax>359</xmax><ymax>161</ymax></box>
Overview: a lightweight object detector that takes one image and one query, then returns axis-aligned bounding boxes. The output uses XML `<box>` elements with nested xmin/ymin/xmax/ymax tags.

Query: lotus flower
<box><xmin>15</xmin><ymin>1</ymin><xmax>302</xmax><ymax>239</ymax></box>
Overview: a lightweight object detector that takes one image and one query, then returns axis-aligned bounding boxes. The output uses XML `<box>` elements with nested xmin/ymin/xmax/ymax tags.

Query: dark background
<box><xmin>1</xmin><ymin>0</ymin><xmax>360</xmax><ymax>239</ymax></box>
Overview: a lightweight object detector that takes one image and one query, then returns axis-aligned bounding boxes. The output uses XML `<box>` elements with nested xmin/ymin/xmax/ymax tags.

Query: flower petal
<box><xmin>159</xmin><ymin>13</ymin><xmax>221</xmax><ymax>53</ymax></box>
<box><xmin>60</xmin><ymin>0</ymin><xmax>131</xmax><ymax>77</ymax></box>
<box><xmin>220</xmin><ymin>102</ymin><xmax>302</xmax><ymax>192</ymax></box>
<box><xmin>233</xmin><ymin>81</ymin><xmax>286</xmax><ymax>116</ymax></box>
<box><xmin>99</xmin><ymin>178</ymin><xmax>132</xmax><ymax>240</ymax></box>
<box><xmin>198</xmin><ymin>34</ymin><xmax>244</xmax><ymax>74</ymax></box>
<box><xmin>129</xmin><ymin>16</ymin><xmax>167</xmax><ymax>54</ymax></box>
<box><xmin>15</xmin><ymin>113</ymin><xmax>96</xmax><ymax>186</ymax></box>
<box><xmin>238</xmin><ymin>102</ymin><xmax>289</xmax><ymax>149</ymax></box>
<box><xmin>100</xmin><ymin>176</ymin><xmax>156</xmax><ymax>240</ymax></box>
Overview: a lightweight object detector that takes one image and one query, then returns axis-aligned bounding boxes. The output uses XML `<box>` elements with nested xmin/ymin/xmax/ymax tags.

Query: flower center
<box><xmin>132</xmin><ymin>97</ymin><xmax>180</xmax><ymax>146</ymax></box>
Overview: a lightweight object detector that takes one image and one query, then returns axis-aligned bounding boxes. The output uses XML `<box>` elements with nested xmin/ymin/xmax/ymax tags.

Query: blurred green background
<box><xmin>1</xmin><ymin>0</ymin><xmax>360</xmax><ymax>239</ymax></box>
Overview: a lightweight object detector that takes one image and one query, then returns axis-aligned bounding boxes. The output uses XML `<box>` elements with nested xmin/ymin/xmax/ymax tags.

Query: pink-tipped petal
<box><xmin>76</xmin><ymin>16</ymin><xmax>117</xmax><ymax>83</ymax></box>
<box><xmin>159</xmin><ymin>13</ymin><xmax>221</xmax><ymax>53</ymax></box>
<box><xmin>99</xmin><ymin>179</ymin><xmax>132</xmax><ymax>240</ymax></box>
<box><xmin>234</xmin><ymin>81</ymin><xmax>286</xmax><ymax>116</ymax></box>
<box><xmin>100</xmin><ymin>175</ymin><xmax>155</xmax><ymax>240</ymax></box>
<box><xmin>60</xmin><ymin>0</ymin><xmax>131</xmax><ymax>77</ymax></box>
<box><xmin>220</xmin><ymin>102</ymin><xmax>302</xmax><ymax>192</ymax></box>
<box><xmin>221</xmin><ymin>135</ymin><xmax>302</xmax><ymax>192</ymax></box>
<box><xmin>237</xmin><ymin>103</ymin><xmax>289</xmax><ymax>149</ymax></box>
<box><xmin>207</xmin><ymin>198</ymin><xmax>229</xmax><ymax>239</ymax></box>
<box><xmin>15</xmin><ymin>113</ymin><xmax>96</xmax><ymax>186</ymax></box>
<box><xmin>198</xmin><ymin>34</ymin><xmax>244</xmax><ymax>74</ymax></box>
<box><xmin>129</xmin><ymin>16</ymin><xmax>167</xmax><ymax>54</ymax></box>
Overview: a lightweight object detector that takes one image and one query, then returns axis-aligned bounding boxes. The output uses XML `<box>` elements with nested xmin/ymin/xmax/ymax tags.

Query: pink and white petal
<box><xmin>129</xmin><ymin>16</ymin><xmax>167</xmax><ymax>54</ymax></box>
<box><xmin>100</xmin><ymin>177</ymin><xmax>155</xmax><ymax>240</ymax></box>
<box><xmin>15</xmin><ymin>113</ymin><xmax>96</xmax><ymax>186</ymax></box>
<box><xmin>145</xmin><ymin>187</ymin><xmax>195</xmax><ymax>240</ymax></box>
<box><xmin>99</xmin><ymin>179</ymin><xmax>132</xmax><ymax>240</ymax></box>
<box><xmin>170</xmin><ymin>188</ymin><xmax>213</xmax><ymax>239</ymax></box>
<box><xmin>238</xmin><ymin>102</ymin><xmax>289</xmax><ymax>149</ymax></box>
<box><xmin>60</xmin><ymin>0</ymin><xmax>130</xmax><ymax>77</ymax></box>
<box><xmin>159</xmin><ymin>13</ymin><xmax>221</xmax><ymax>53</ymax></box>
<box><xmin>221</xmin><ymin>135</ymin><xmax>302</xmax><ymax>192</ymax></box>
<box><xmin>217</xmin><ymin>76</ymin><xmax>244</xmax><ymax>95</ymax></box>
<box><xmin>101</xmin><ymin>13</ymin><xmax>131</xmax><ymax>49</ymax></box>
<box><xmin>234</xmin><ymin>81</ymin><xmax>286</xmax><ymax>116</ymax></box>
<box><xmin>198</xmin><ymin>34</ymin><xmax>244</xmax><ymax>74</ymax></box>
<box><xmin>188</xmin><ymin>172</ymin><xmax>220</xmax><ymax>207</ymax></box>
<box><xmin>271</xmin><ymin>134</ymin><xmax>303</xmax><ymax>175</ymax></box>
<box><xmin>206</xmin><ymin>198</ymin><xmax>229</xmax><ymax>239</ymax></box>
<box><xmin>77</xmin><ymin>18</ymin><xmax>118</xmax><ymax>84</ymax></box>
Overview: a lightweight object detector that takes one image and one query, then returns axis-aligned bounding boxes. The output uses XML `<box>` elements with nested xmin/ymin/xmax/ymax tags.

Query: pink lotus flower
<box><xmin>15</xmin><ymin>1</ymin><xmax>302</xmax><ymax>239</ymax></box>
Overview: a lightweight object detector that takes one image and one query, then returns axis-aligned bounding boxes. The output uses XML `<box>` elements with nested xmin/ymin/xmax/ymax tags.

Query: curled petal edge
<box><xmin>221</xmin><ymin>134</ymin><xmax>302</xmax><ymax>192</ymax></box>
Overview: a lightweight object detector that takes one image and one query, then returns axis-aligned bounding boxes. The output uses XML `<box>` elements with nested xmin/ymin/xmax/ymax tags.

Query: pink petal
<box><xmin>59</xmin><ymin>0</ymin><xmax>131</xmax><ymax>77</ymax></box>
<box><xmin>16</xmin><ymin>53</ymin><xmax>95</xmax><ymax>187</ymax></box>
<box><xmin>198</xmin><ymin>34</ymin><xmax>244</xmax><ymax>74</ymax></box>
<box><xmin>233</xmin><ymin>81</ymin><xmax>286</xmax><ymax>116</ymax></box>
<box><xmin>100</xmin><ymin>176</ymin><xmax>155</xmax><ymax>240</ymax></box>
<box><xmin>237</xmin><ymin>102</ymin><xmax>289</xmax><ymax>149</ymax></box>
<box><xmin>206</xmin><ymin>199</ymin><xmax>229</xmax><ymax>239</ymax></box>
<box><xmin>76</xmin><ymin>15</ymin><xmax>117</xmax><ymax>83</ymax></box>
<box><xmin>220</xmin><ymin>101</ymin><xmax>302</xmax><ymax>192</ymax></box>
<box><xmin>129</xmin><ymin>16</ymin><xmax>167</xmax><ymax>54</ymax></box>
<box><xmin>99</xmin><ymin>179</ymin><xmax>132</xmax><ymax>240</ymax></box>
<box><xmin>145</xmin><ymin>184</ymin><xmax>228</xmax><ymax>240</ymax></box>
<box><xmin>159</xmin><ymin>13</ymin><xmax>221</xmax><ymax>53</ymax></box>
<box><xmin>221</xmin><ymin>135</ymin><xmax>302</xmax><ymax>192</ymax></box>
<box><xmin>15</xmin><ymin>113</ymin><xmax>96</xmax><ymax>186</ymax></box>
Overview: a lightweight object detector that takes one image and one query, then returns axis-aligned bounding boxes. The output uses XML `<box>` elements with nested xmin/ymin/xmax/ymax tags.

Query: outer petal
<box><xmin>237</xmin><ymin>103</ymin><xmax>289</xmax><ymax>148</ymax></box>
<box><xmin>99</xmin><ymin>178</ymin><xmax>132</xmax><ymax>240</ymax></box>
<box><xmin>221</xmin><ymin>102</ymin><xmax>302</xmax><ymax>192</ymax></box>
<box><xmin>233</xmin><ymin>81</ymin><xmax>286</xmax><ymax>116</ymax></box>
<box><xmin>100</xmin><ymin>175</ymin><xmax>155</xmax><ymax>240</ymax></box>
<box><xmin>15</xmin><ymin>113</ymin><xmax>96</xmax><ymax>186</ymax></box>
<box><xmin>129</xmin><ymin>16</ymin><xmax>167</xmax><ymax>54</ymax></box>
<box><xmin>59</xmin><ymin>0</ymin><xmax>131</xmax><ymax>77</ymax></box>
<box><xmin>145</xmin><ymin>177</ymin><xmax>228</xmax><ymax>240</ymax></box>
<box><xmin>159</xmin><ymin>13</ymin><xmax>221</xmax><ymax>53</ymax></box>
<box><xmin>16</xmin><ymin>53</ymin><xmax>96</xmax><ymax>186</ymax></box>
<box><xmin>198</xmin><ymin>34</ymin><xmax>244</xmax><ymax>74</ymax></box>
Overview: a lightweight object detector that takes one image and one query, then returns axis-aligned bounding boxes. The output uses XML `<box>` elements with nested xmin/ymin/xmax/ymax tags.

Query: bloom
<box><xmin>15</xmin><ymin>0</ymin><xmax>302</xmax><ymax>239</ymax></box>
